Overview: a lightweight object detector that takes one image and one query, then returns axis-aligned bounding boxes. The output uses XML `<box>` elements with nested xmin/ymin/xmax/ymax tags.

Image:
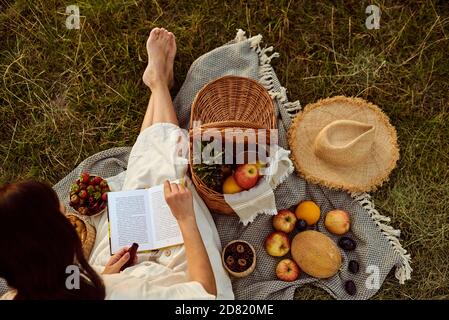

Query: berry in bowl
<box><xmin>69</xmin><ymin>172</ymin><xmax>109</xmax><ymax>217</ymax></box>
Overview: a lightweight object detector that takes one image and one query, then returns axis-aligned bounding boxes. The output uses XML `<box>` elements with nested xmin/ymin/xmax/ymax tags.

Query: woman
<box><xmin>0</xmin><ymin>27</ymin><xmax>233</xmax><ymax>299</ymax></box>
<box><xmin>0</xmin><ymin>181</ymin><xmax>105</xmax><ymax>299</ymax></box>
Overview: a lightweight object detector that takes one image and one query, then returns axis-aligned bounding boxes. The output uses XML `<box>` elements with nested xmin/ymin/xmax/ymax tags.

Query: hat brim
<box><xmin>288</xmin><ymin>96</ymin><xmax>399</xmax><ymax>193</ymax></box>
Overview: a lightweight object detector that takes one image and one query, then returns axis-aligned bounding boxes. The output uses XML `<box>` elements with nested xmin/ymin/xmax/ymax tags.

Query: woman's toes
<box><xmin>151</xmin><ymin>28</ymin><xmax>160</xmax><ymax>39</ymax></box>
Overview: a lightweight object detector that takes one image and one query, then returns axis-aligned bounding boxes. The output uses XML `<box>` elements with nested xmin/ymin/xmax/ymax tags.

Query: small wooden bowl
<box><xmin>222</xmin><ymin>240</ymin><xmax>256</xmax><ymax>278</ymax></box>
<box><xmin>66</xmin><ymin>213</ymin><xmax>96</xmax><ymax>259</ymax></box>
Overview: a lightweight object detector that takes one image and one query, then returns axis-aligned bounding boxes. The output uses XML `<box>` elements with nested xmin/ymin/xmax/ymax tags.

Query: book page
<box><xmin>108</xmin><ymin>189</ymin><xmax>154</xmax><ymax>254</ymax></box>
<box><xmin>148</xmin><ymin>184</ymin><xmax>184</xmax><ymax>249</ymax></box>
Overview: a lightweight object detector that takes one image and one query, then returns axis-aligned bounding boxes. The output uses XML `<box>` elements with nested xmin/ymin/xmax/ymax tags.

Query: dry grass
<box><xmin>1</xmin><ymin>0</ymin><xmax>448</xmax><ymax>299</ymax></box>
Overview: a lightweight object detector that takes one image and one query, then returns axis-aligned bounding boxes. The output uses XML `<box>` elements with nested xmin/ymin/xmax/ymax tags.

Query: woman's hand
<box><xmin>164</xmin><ymin>180</ymin><xmax>217</xmax><ymax>296</ymax></box>
<box><xmin>102</xmin><ymin>247</ymin><xmax>137</xmax><ymax>275</ymax></box>
<box><xmin>164</xmin><ymin>180</ymin><xmax>195</xmax><ymax>224</ymax></box>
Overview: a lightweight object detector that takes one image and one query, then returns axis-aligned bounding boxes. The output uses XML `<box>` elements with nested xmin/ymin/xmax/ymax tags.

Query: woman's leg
<box><xmin>141</xmin><ymin>28</ymin><xmax>177</xmax><ymax>131</ymax></box>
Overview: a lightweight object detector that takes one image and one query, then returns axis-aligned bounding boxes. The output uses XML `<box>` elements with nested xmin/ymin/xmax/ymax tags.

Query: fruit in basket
<box><xmin>234</xmin><ymin>164</ymin><xmax>259</xmax><ymax>190</ymax></box>
<box><xmin>291</xmin><ymin>230</ymin><xmax>342</xmax><ymax>279</ymax></box>
<box><xmin>222</xmin><ymin>176</ymin><xmax>243</xmax><ymax>194</ymax></box>
<box><xmin>273</xmin><ymin>210</ymin><xmax>297</xmax><ymax>233</ymax></box>
<box><xmin>265</xmin><ymin>231</ymin><xmax>290</xmax><ymax>257</ymax></box>
<box><xmin>295</xmin><ymin>200</ymin><xmax>321</xmax><ymax>225</ymax></box>
<box><xmin>69</xmin><ymin>173</ymin><xmax>109</xmax><ymax>216</ymax></box>
<box><xmin>276</xmin><ymin>259</ymin><xmax>300</xmax><ymax>282</ymax></box>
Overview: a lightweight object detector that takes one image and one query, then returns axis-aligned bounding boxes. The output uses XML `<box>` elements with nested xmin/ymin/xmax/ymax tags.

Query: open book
<box><xmin>107</xmin><ymin>183</ymin><xmax>184</xmax><ymax>254</ymax></box>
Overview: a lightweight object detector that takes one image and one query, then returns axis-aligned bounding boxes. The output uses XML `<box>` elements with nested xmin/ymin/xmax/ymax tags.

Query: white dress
<box><xmin>86</xmin><ymin>123</ymin><xmax>234</xmax><ymax>300</ymax></box>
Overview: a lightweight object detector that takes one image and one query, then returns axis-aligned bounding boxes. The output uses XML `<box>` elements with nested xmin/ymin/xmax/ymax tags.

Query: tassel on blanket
<box><xmin>352</xmin><ymin>192</ymin><xmax>412</xmax><ymax>284</ymax></box>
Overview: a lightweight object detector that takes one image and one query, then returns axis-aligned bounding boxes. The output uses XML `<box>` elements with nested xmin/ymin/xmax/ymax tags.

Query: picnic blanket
<box><xmin>0</xmin><ymin>30</ymin><xmax>411</xmax><ymax>299</ymax></box>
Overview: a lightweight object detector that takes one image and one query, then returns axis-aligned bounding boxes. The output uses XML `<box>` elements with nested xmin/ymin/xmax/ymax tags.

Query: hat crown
<box><xmin>314</xmin><ymin>120</ymin><xmax>375</xmax><ymax>166</ymax></box>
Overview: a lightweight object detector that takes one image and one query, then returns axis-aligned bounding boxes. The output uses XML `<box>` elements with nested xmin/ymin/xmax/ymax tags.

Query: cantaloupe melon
<box><xmin>291</xmin><ymin>230</ymin><xmax>342</xmax><ymax>278</ymax></box>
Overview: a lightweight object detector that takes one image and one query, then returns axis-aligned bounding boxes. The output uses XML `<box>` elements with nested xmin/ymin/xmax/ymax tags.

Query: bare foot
<box><xmin>142</xmin><ymin>28</ymin><xmax>176</xmax><ymax>90</ymax></box>
<box><xmin>167</xmin><ymin>31</ymin><xmax>176</xmax><ymax>89</ymax></box>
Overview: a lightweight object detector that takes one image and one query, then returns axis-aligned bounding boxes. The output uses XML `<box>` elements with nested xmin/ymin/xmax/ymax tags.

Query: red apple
<box><xmin>265</xmin><ymin>231</ymin><xmax>290</xmax><ymax>257</ymax></box>
<box><xmin>273</xmin><ymin>209</ymin><xmax>297</xmax><ymax>233</ymax></box>
<box><xmin>234</xmin><ymin>164</ymin><xmax>259</xmax><ymax>190</ymax></box>
<box><xmin>276</xmin><ymin>258</ymin><xmax>300</xmax><ymax>282</ymax></box>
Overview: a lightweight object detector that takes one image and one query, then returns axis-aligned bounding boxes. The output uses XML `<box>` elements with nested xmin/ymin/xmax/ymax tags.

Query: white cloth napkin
<box><xmin>223</xmin><ymin>146</ymin><xmax>294</xmax><ymax>225</ymax></box>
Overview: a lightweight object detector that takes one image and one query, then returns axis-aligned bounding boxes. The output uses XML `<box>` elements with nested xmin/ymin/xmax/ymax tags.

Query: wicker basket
<box><xmin>189</xmin><ymin>76</ymin><xmax>276</xmax><ymax>215</ymax></box>
<box><xmin>66</xmin><ymin>213</ymin><xmax>96</xmax><ymax>259</ymax></box>
<box><xmin>190</xmin><ymin>75</ymin><xmax>276</xmax><ymax>128</ymax></box>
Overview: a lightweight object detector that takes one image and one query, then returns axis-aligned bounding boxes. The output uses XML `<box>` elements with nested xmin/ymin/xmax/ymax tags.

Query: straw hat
<box><xmin>288</xmin><ymin>96</ymin><xmax>399</xmax><ymax>193</ymax></box>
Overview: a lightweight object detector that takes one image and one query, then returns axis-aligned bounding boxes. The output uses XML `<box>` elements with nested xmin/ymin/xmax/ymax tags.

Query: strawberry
<box><xmin>89</xmin><ymin>177</ymin><xmax>96</xmax><ymax>186</ymax></box>
<box><xmin>79</xmin><ymin>183</ymin><xmax>87</xmax><ymax>190</ymax></box>
<box><xmin>80</xmin><ymin>172</ymin><xmax>90</xmax><ymax>184</ymax></box>
<box><xmin>101</xmin><ymin>192</ymin><xmax>108</xmax><ymax>201</ymax></box>
<box><xmin>93</xmin><ymin>176</ymin><xmax>102</xmax><ymax>185</ymax></box>
<box><xmin>70</xmin><ymin>194</ymin><xmax>80</xmax><ymax>205</ymax></box>
<box><xmin>79</xmin><ymin>190</ymin><xmax>88</xmax><ymax>199</ymax></box>
<box><xmin>94</xmin><ymin>191</ymin><xmax>101</xmax><ymax>201</ymax></box>
<box><xmin>99</xmin><ymin>180</ymin><xmax>108</xmax><ymax>188</ymax></box>
<box><xmin>71</xmin><ymin>184</ymin><xmax>80</xmax><ymax>193</ymax></box>
<box><xmin>86</xmin><ymin>185</ymin><xmax>95</xmax><ymax>195</ymax></box>
<box><xmin>91</xmin><ymin>203</ymin><xmax>100</xmax><ymax>213</ymax></box>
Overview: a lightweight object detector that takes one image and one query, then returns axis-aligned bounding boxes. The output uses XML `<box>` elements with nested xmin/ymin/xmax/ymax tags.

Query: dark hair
<box><xmin>0</xmin><ymin>180</ymin><xmax>105</xmax><ymax>300</ymax></box>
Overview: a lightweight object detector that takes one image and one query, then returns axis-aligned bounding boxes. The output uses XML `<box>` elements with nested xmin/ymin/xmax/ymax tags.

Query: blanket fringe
<box><xmin>245</xmin><ymin>31</ymin><xmax>302</xmax><ymax>115</ymax></box>
<box><xmin>352</xmin><ymin>192</ymin><xmax>412</xmax><ymax>284</ymax></box>
<box><xmin>238</xmin><ymin>28</ymin><xmax>412</xmax><ymax>285</ymax></box>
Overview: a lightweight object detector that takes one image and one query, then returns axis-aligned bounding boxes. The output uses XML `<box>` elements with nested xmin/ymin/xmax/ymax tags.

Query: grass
<box><xmin>1</xmin><ymin>0</ymin><xmax>448</xmax><ymax>299</ymax></box>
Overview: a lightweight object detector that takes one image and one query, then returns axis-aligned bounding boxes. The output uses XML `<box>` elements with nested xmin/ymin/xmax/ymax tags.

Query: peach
<box><xmin>324</xmin><ymin>209</ymin><xmax>351</xmax><ymax>235</ymax></box>
<box><xmin>222</xmin><ymin>176</ymin><xmax>243</xmax><ymax>194</ymax></box>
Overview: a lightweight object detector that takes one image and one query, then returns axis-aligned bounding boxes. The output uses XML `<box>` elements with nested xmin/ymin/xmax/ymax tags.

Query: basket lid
<box><xmin>190</xmin><ymin>75</ymin><xmax>276</xmax><ymax>130</ymax></box>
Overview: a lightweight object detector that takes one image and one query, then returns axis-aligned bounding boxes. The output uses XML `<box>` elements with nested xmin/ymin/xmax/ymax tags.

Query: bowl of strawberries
<box><xmin>69</xmin><ymin>172</ymin><xmax>109</xmax><ymax>216</ymax></box>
